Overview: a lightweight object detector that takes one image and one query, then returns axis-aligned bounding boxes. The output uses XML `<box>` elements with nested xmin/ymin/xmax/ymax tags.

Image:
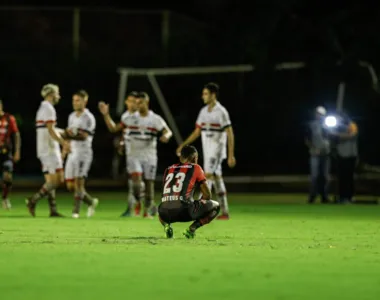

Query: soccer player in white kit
<box><xmin>62</xmin><ymin>90</ymin><xmax>98</xmax><ymax>218</ymax></box>
<box><xmin>99</xmin><ymin>92</ymin><xmax>173</xmax><ymax>218</ymax></box>
<box><xmin>176</xmin><ymin>83</ymin><xmax>236</xmax><ymax>220</ymax></box>
<box><xmin>98</xmin><ymin>91</ymin><xmax>145</xmax><ymax>216</ymax></box>
<box><xmin>26</xmin><ymin>84</ymin><xmax>70</xmax><ymax>217</ymax></box>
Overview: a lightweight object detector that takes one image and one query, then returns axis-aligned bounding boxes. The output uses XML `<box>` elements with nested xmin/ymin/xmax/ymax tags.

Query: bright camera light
<box><xmin>325</xmin><ymin>116</ymin><xmax>337</xmax><ymax>128</ymax></box>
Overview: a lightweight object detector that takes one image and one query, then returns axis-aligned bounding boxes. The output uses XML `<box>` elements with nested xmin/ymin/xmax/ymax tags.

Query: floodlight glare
<box><xmin>325</xmin><ymin>115</ymin><xmax>337</xmax><ymax>128</ymax></box>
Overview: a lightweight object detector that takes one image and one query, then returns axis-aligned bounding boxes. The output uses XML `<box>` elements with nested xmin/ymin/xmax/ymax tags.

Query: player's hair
<box><xmin>138</xmin><ymin>91</ymin><xmax>149</xmax><ymax>100</ymax></box>
<box><xmin>204</xmin><ymin>82</ymin><xmax>219</xmax><ymax>98</ymax></box>
<box><xmin>181</xmin><ymin>145</ymin><xmax>198</xmax><ymax>162</ymax></box>
<box><xmin>74</xmin><ymin>90</ymin><xmax>88</xmax><ymax>99</ymax></box>
<box><xmin>128</xmin><ymin>91</ymin><xmax>139</xmax><ymax>97</ymax></box>
<box><xmin>41</xmin><ymin>83</ymin><xmax>59</xmax><ymax>98</ymax></box>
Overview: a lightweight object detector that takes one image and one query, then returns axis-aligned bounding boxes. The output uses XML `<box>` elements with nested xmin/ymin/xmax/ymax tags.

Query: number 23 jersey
<box><xmin>161</xmin><ymin>163</ymin><xmax>206</xmax><ymax>202</ymax></box>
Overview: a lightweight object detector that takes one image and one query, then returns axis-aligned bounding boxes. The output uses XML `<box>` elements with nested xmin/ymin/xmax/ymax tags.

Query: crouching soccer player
<box><xmin>159</xmin><ymin>145</ymin><xmax>220</xmax><ymax>239</ymax></box>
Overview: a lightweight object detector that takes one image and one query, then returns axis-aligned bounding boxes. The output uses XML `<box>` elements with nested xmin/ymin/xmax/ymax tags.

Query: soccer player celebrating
<box><xmin>99</xmin><ymin>92</ymin><xmax>172</xmax><ymax>218</ymax></box>
<box><xmin>62</xmin><ymin>90</ymin><xmax>98</xmax><ymax>218</ymax></box>
<box><xmin>26</xmin><ymin>84</ymin><xmax>69</xmax><ymax>217</ymax></box>
<box><xmin>159</xmin><ymin>145</ymin><xmax>220</xmax><ymax>239</ymax></box>
<box><xmin>0</xmin><ymin>100</ymin><xmax>21</xmax><ymax>210</ymax></box>
<box><xmin>176</xmin><ymin>82</ymin><xmax>236</xmax><ymax>220</ymax></box>
<box><xmin>98</xmin><ymin>91</ymin><xmax>145</xmax><ymax>216</ymax></box>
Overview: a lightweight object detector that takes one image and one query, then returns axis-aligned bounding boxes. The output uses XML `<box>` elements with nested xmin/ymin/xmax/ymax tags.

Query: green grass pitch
<box><xmin>1</xmin><ymin>192</ymin><xmax>380</xmax><ymax>300</ymax></box>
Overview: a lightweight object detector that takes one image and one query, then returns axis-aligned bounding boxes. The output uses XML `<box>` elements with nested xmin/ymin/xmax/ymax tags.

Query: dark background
<box><xmin>1</xmin><ymin>2</ymin><xmax>380</xmax><ymax>178</ymax></box>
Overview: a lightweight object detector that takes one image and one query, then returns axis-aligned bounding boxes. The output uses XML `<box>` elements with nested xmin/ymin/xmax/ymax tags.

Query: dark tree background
<box><xmin>0</xmin><ymin>2</ymin><xmax>379</xmax><ymax>178</ymax></box>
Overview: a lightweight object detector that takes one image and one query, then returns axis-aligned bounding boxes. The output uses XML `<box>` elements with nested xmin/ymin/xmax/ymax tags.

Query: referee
<box><xmin>305</xmin><ymin>106</ymin><xmax>330</xmax><ymax>203</ymax></box>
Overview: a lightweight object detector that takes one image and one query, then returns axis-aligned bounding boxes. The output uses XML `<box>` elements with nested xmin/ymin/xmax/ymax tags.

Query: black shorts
<box><xmin>158</xmin><ymin>200</ymin><xmax>218</xmax><ymax>224</ymax></box>
<box><xmin>0</xmin><ymin>153</ymin><xmax>13</xmax><ymax>173</ymax></box>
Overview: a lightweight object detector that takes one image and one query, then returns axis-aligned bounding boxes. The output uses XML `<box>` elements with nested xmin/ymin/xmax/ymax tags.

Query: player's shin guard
<box><xmin>190</xmin><ymin>202</ymin><xmax>220</xmax><ymax>232</ymax></box>
<box><xmin>30</xmin><ymin>183</ymin><xmax>56</xmax><ymax>204</ymax></box>
<box><xmin>214</xmin><ymin>177</ymin><xmax>229</xmax><ymax>215</ymax></box>
<box><xmin>2</xmin><ymin>180</ymin><xmax>12</xmax><ymax>200</ymax></box>
<box><xmin>47</xmin><ymin>189</ymin><xmax>57</xmax><ymax>214</ymax></box>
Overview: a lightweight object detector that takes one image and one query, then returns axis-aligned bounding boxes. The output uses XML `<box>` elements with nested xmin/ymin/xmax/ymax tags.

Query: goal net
<box><xmin>115</xmin><ymin>62</ymin><xmax>379</xmax><ymax>176</ymax></box>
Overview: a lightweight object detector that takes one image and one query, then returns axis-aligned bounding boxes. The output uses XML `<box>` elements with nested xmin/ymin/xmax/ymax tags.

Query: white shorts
<box><xmin>39</xmin><ymin>154</ymin><xmax>63</xmax><ymax>175</ymax></box>
<box><xmin>203</xmin><ymin>153</ymin><xmax>224</xmax><ymax>176</ymax></box>
<box><xmin>64</xmin><ymin>153</ymin><xmax>93</xmax><ymax>181</ymax></box>
<box><xmin>127</xmin><ymin>156</ymin><xmax>157</xmax><ymax>180</ymax></box>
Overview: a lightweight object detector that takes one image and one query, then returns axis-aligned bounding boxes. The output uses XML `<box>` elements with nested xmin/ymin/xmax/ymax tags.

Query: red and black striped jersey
<box><xmin>0</xmin><ymin>113</ymin><xmax>19</xmax><ymax>150</ymax></box>
<box><xmin>161</xmin><ymin>163</ymin><xmax>206</xmax><ymax>202</ymax></box>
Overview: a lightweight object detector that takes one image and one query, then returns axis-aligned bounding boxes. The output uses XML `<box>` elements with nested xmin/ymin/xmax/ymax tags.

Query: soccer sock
<box><xmin>30</xmin><ymin>183</ymin><xmax>55</xmax><ymax>204</ymax></box>
<box><xmin>189</xmin><ymin>206</ymin><xmax>220</xmax><ymax>232</ymax></box>
<box><xmin>132</xmin><ymin>180</ymin><xmax>141</xmax><ymax>202</ymax></box>
<box><xmin>214</xmin><ymin>177</ymin><xmax>229</xmax><ymax>215</ymax></box>
<box><xmin>82</xmin><ymin>191</ymin><xmax>93</xmax><ymax>206</ymax></box>
<box><xmin>47</xmin><ymin>189</ymin><xmax>57</xmax><ymax>214</ymax></box>
<box><xmin>127</xmin><ymin>179</ymin><xmax>136</xmax><ymax>210</ymax></box>
<box><xmin>144</xmin><ymin>187</ymin><xmax>154</xmax><ymax>213</ymax></box>
<box><xmin>2</xmin><ymin>181</ymin><xmax>12</xmax><ymax>200</ymax></box>
<box><xmin>73</xmin><ymin>192</ymin><xmax>84</xmax><ymax>214</ymax></box>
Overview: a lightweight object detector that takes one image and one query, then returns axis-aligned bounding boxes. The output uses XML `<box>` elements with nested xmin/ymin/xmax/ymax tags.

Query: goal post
<box><xmin>116</xmin><ymin>61</ymin><xmax>378</xmax><ymax>145</ymax></box>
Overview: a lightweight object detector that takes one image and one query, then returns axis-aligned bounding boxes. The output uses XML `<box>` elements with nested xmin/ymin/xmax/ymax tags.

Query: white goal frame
<box><xmin>117</xmin><ymin>61</ymin><xmax>378</xmax><ymax>145</ymax></box>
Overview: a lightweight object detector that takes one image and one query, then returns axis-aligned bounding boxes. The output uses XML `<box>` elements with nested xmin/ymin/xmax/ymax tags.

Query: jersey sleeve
<box><xmin>195</xmin><ymin>110</ymin><xmax>204</xmax><ymax>129</ymax></box>
<box><xmin>195</xmin><ymin>165</ymin><xmax>206</xmax><ymax>184</ymax></box>
<box><xmin>119</xmin><ymin>114</ymin><xmax>127</xmax><ymax>129</ymax></box>
<box><xmin>220</xmin><ymin>108</ymin><xmax>232</xmax><ymax>129</ymax></box>
<box><xmin>156</xmin><ymin>115</ymin><xmax>167</xmax><ymax>132</ymax></box>
<box><xmin>82</xmin><ymin>114</ymin><xmax>96</xmax><ymax>135</ymax></box>
<box><xmin>43</xmin><ymin>105</ymin><xmax>56</xmax><ymax>124</ymax></box>
<box><xmin>8</xmin><ymin>115</ymin><xmax>19</xmax><ymax>134</ymax></box>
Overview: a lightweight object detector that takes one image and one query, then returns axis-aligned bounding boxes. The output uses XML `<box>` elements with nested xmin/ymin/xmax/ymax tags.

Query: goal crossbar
<box><xmin>116</xmin><ymin>61</ymin><xmax>378</xmax><ymax>145</ymax></box>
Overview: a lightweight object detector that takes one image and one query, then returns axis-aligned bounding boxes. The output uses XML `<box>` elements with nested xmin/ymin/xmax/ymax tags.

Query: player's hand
<box><xmin>13</xmin><ymin>151</ymin><xmax>20</xmax><ymax>163</ymax></box>
<box><xmin>176</xmin><ymin>145</ymin><xmax>183</xmax><ymax>157</ymax></box>
<box><xmin>228</xmin><ymin>156</ymin><xmax>236</xmax><ymax>168</ymax></box>
<box><xmin>98</xmin><ymin>101</ymin><xmax>109</xmax><ymax>115</ymax></box>
<box><xmin>160</xmin><ymin>136</ymin><xmax>169</xmax><ymax>143</ymax></box>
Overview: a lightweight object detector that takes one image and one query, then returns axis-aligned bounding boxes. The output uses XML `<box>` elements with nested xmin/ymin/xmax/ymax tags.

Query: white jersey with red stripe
<box><xmin>120</xmin><ymin>110</ymin><xmax>134</xmax><ymax>155</ymax></box>
<box><xmin>67</xmin><ymin>108</ymin><xmax>96</xmax><ymax>154</ymax></box>
<box><xmin>35</xmin><ymin>100</ymin><xmax>61</xmax><ymax>158</ymax></box>
<box><xmin>120</xmin><ymin>110</ymin><xmax>167</xmax><ymax>159</ymax></box>
<box><xmin>196</xmin><ymin>101</ymin><xmax>231</xmax><ymax>159</ymax></box>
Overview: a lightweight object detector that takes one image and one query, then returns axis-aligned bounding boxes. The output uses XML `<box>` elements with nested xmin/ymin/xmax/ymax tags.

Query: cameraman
<box><xmin>305</xmin><ymin>106</ymin><xmax>330</xmax><ymax>203</ymax></box>
<box><xmin>329</xmin><ymin>113</ymin><xmax>358</xmax><ymax>203</ymax></box>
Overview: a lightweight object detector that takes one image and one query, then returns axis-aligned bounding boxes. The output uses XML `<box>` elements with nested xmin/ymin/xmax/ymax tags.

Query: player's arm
<box><xmin>225</xmin><ymin>125</ymin><xmax>236</xmax><ymax>167</ymax></box>
<box><xmin>46</xmin><ymin>122</ymin><xmax>67</xmax><ymax>146</ymax></box>
<box><xmin>176</xmin><ymin>127</ymin><xmax>201</xmax><ymax>156</ymax></box>
<box><xmin>64</xmin><ymin>129</ymin><xmax>88</xmax><ymax>141</ymax></box>
<box><xmin>159</xmin><ymin>118</ymin><xmax>173</xmax><ymax>143</ymax></box>
<box><xmin>199</xmin><ymin>182</ymin><xmax>211</xmax><ymax>200</ymax></box>
<box><xmin>98</xmin><ymin>101</ymin><xmax>123</xmax><ymax>133</ymax></box>
<box><xmin>9</xmin><ymin>116</ymin><xmax>21</xmax><ymax>162</ymax></box>
<box><xmin>222</xmin><ymin>109</ymin><xmax>236</xmax><ymax>168</ymax></box>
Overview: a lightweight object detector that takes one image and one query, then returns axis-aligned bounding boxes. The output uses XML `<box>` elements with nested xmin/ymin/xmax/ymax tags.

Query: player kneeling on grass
<box><xmin>159</xmin><ymin>145</ymin><xmax>220</xmax><ymax>239</ymax></box>
<box><xmin>61</xmin><ymin>90</ymin><xmax>98</xmax><ymax>218</ymax></box>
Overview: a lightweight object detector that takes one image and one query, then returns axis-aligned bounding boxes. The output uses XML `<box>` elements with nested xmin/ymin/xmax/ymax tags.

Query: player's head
<box><xmin>72</xmin><ymin>90</ymin><xmax>88</xmax><ymax>112</ymax></box>
<box><xmin>180</xmin><ymin>145</ymin><xmax>198</xmax><ymax>164</ymax></box>
<box><xmin>315</xmin><ymin>106</ymin><xmax>326</xmax><ymax>120</ymax></box>
<box><xmin>41</xmin><ymin>83</ymin><xmax>60</xmax><ymax>104</ymax></box>
<box><xmin>125</xmin><ymin>91</ymin><xmax>138</xmax><ymax>113</ymax></box>
<box><xmin>202</xmin><ymin>82</ymin><xmax>219</xmax><ymax>105</ymax></box>
<box><xmin>137</xmin><ymin>92</ymin><xmax>150</xmax><ymax>113</ymax></box>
